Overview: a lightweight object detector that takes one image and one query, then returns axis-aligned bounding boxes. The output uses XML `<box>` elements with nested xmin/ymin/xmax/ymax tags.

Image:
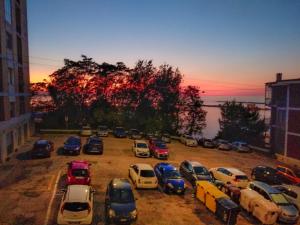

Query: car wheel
<box><xmin>163</xmin><ymin>184</ymin><xmax>169</xmax><ymax>194</ymax></box>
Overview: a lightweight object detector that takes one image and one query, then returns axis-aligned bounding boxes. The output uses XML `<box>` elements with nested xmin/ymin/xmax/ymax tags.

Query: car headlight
<box><xmin>75</xmin><ymin>147</ymin><xmax>80</xmax><ymax>150</ymax></box>
<box><xmin>130</xmin><ymin>209</ymin><xmax>137</xmax><ymax>218</ymax></box>
<box><xmin>109</xmin><ymin>209</ymin><xmax>116</xmax><ymax>218</ymax></box>
<box><xmin>167</xmin><ymin>183</ymin><xmax>174</xmax><ymax>189</ymax></box>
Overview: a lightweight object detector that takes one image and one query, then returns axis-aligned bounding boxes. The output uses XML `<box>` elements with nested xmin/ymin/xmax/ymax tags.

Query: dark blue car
<box><xmin>154</xmin><ymin>163</ymin><xmax>186</xmax><ymax>194</ymax></box>
<box><xmin>113</xmin><ymin>127</ymin><xmax>127</xmax><ymax>138</ymax></box>
<box><xmin>63</xmin><ymin>136</ymin><xmax>81</xmax><ymax>155</ymax></box>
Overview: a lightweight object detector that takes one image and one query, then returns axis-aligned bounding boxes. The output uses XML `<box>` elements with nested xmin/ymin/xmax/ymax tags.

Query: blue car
<box><xmin>63</xmin><ymin>136</ymin><xmax>81</xmax><ymax>155</ymax></box>
<box><xmin>113</xmin><ymin>127</ymin><xmax>127</xmax><ymax>138</ymax></box>
<box><xmin>154</xmin><ymin>163</ymin><xmax>186</xmax><ymax>194</ymax></box>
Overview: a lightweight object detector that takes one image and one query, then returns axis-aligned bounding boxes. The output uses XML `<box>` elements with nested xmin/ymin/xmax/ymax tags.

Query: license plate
<box><xmin>144</xmin><ymin>181</ymin><xmax>151</xmax><ymax>184</ymax></box>
<box><xmin>69</xmin><ymin>222</ymin><xmax>80</xmax><ymax>224</ymax></box>
<box><xmin>92</xmin><ymin>148</ymin><xmax>97</xmax><ymax>151</ymax></box>
<box><xmin>120</xmin><ymin>218</ymin><xmax>127</xmax><ymax>222</ymax></box>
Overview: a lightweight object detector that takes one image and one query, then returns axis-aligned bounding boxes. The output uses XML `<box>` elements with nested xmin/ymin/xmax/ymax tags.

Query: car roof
<box><xmin>70</xmin><ymin>160</ymin><xmax>89</xmax><ymax>169</ymax></box>
<box><xmin>251</xmin><ymin>181</ymin><xmax>281</xmax><ymax>194</ymax></box>
<box><xmin>111</xmin><ymin>178</ymin><xmax>131</xmax><ymax>190</ymax></box>
<box><xmin>134</xmin><ymin>140</ymin><xmax>147</xmax><ymax>144</ymax></box>
<box><xmin>187</xmin><ymin>160</ymin><xmax>204</xmax><ymax>167</ymax></box>
<box><xmin>135</xmin><ymin>163</ymin><xmax>153</xmax><ymax>170</ymax></box>
<box><xmin>36</xmin><ymin>140</ymin><xmax>49</xmax><ymax>145</ymax></box>
<box><xmin>66</xmin><ymin>185</ymin><xmax>90</xmax><ymax>202</ymax></box>
<box><xmin>223</xmin><ymin>167</ymin><xmax>246</xmax><ymax>175</ymax></box>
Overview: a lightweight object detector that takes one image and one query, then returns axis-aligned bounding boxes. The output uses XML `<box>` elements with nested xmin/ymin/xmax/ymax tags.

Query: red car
<box><xmin>276</xmin><ymin>165</ymin><xmax>300</xmax><ymax>184</ymax></box>
<box><xmin>149</xmin><ymin>140</ymin><xmax>169</xmax><ymax>159</ymax></box>
<box><xmin>66</xmin><ymin>160</ymin><xmax>91</xmax><ymax>185</ymax></box>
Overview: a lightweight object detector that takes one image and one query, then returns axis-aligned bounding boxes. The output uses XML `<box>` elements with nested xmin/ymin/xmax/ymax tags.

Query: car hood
<box><xmin>280</xmin><ymin>205</ymin><xmax>299</xmax><ymax>217</ymax></box>
<box><xmin>167</xmin><ymin>179</ymin><xmax>184</xmax><ymax>188</ymax></box>
<box><xmin>111</xmin><ymin>202</ymin><xmax>136</xmax><ymax>215</ymax></box>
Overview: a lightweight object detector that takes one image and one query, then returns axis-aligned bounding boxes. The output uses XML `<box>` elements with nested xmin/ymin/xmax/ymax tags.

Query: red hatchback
<box><xmin>66</xmin><ymin>161</ymin><xmax>91</xmax><ymax>185</ymax></box>
<box><xmin>149</xmin><ymin>140</ymin><xmax>169</xmax><ymax>159</ymax></box>
<box><xmin>276</xmin><ymin>165</ymin><xmax>300</xmax><ymax>184</ymax></box>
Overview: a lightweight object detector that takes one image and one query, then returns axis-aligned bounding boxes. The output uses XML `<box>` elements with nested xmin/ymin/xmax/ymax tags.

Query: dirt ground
<box><xmin>0</xmin><ymin>134</ymin><xmax>297</xmax><ymax>225</ymax></box>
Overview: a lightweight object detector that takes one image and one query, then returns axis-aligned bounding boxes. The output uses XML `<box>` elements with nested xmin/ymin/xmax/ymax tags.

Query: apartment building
<box><xmin>0</xmin><ymin>0</ymin><xmax>32</xmax><ymax>162</ymax></box>
<box><xmin>266</xmin><ymin>73</ymin><xmax>300</xmax><ymax>166</ymax></box>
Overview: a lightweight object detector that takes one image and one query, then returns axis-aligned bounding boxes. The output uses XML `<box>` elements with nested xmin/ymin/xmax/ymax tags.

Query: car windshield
<box><xmin>270</xmin><ymin>193</ymin><xmax>290</xmax><ymax>205</ymax></box>
<box><xmin>110</xmin><ymin>189</ymin><xmax>134</xmax><ymax>203</ymax></box>
<box><xmin>63</xmin><ymin>202</ymin><xmax>89</xmax><ymax>212</ymax></box>
<box><xmin>165</xmin><ymin>170</ymin><xmax>182</xmax><ymax>179</ymax></box>
<box><xmin>194</xmin><ymin>167</ymin><xmax>209</xmax><ymax>175</ymax></box>
<box><xmin>83</xmin><ymin>127</ymin><xmax>90</xmax><ymax>130</ymax></box>
<box><xmin>72</xmin><ymin>169</ymin><xmax>89</xmax><ymax>177</ymax></box>
<box><xmin>90</xmin><ymin>139</ymin><xmax>102</xmax><ymax>145</ymax></box>
<box><xmin>116</xmin><ymin>128</ymin><xmax>125</xmax><ymax>133</ymax></box>
<box><xmin>132</xmin><ymin>130</ymin><xmax>139</xmax><ymax>134</ymax></box>
<box><xmin>220</xmin><ymin>140</ymin><xmax>228</xmax><ymax>144</ymax></box>
<box><xmin>66</xmin><ymin>138</ymin><xmax>80</xmax><ymax>145</ymax></box>
<box><xmin>186</xmin><ymin>136</ymin><xmax>194</xmax><ymax>140</ymax></box>
<box><xmin>240</xmin><ymin>143</ymin><xmax>248</xmax><ymax>147</ymax></box>
<box><xmin>98</xmin><ymin>126</ymin><xmax>107</xmax><ymax>130</ymax></box>
<box><xmin>140</xmin><ymin>170</ymin><xmax>155</xmax><ymax>177</ymax></box>
<box><xmin>235</xmin><ymin>175</ymin><xmax>248</xmax><ymax>180</ymax></box>
<box><xmin>35</xmin><ymin>144</ymin><xmax>47</xmax><ymax>148</ymax></box>
<box><xmin>137</xmin><ymin>143</ymin><xmax>147</xmax><ymax>148</ymax></box>
<box><xmin>155</xmin><ymin>142</ymin><xmax>167</xmax><ymax>149</ymax></box>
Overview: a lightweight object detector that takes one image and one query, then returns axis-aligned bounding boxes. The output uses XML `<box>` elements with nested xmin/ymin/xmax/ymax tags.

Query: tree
<box><xmin>218</xmin><ymin>101</ymin><xmax>265</xmax><ymax>143</ymax></box>
<box><xmin>179</xmin><ymin>86</ymin><xmax>206</xmax><ymax>135</ymax></box>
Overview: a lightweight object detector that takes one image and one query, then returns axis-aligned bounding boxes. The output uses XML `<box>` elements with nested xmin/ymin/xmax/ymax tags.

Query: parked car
<box><xmin>276</xmin><ymin>165</ymin><xmax>300</xmax><ymax>184</ymax></box>
<box><xmin>179</xmin><ymin>160</ymin><xmax>212</xmax><ymax>186</ymax></box>
<box><xmin>251</xmin><ymin>165</ymin><xmax>282</xmax><ymax>185</ymax></box>
<box><xmin>57</xmin><ymin>185</ymin><xmax>94</xmax><ymax>225</ymax></box>
<box><xmin>274</xmin><ymin>185</ymin><xmax>300</xmax><ymax>210</ymax></box>
<box><xmin>248</xmin><ymin>181</ymin><xmax>299</xmax><ymax>224</ymax></box>
<box><xmin>209</xmin><ymin>167</ymin><xmax>249</xmax><ymax>188</ymax></box>
<box><xmin>149</xmin><ymin>140</ymin><xmax>169</xmax><ymax>159</ymax></box>
<box><xmin>214</xmin><ymin>139</ymin><xmax>231</xmax><ymax>150</ymax></box>
<box><xmin>145</xmin><ymin>132</ymin><xmax>155</xmax><ymax>140</ymax></box>
<box><xmin>96</xmin><ymin>125</ymin><xmax>109</xmax><ymax>137</ymax></box>
<box><xmin>128</xmin><ymin>129</ymin><xmax>142</xmax><ymax>139</ymax></box>
<box><xmin>132</xmin><ymin>140</ymin><xmax>150</xmax><ymax>158</ymax></box>
<box><xmin>66</xmin><ymin>160</ymin><xmax>91</xmax><ymax>185</ymax></box>
<box><xmin>180</xmin><ymin>134</ymin><xmax>198</xmax><ymax>147</ymax></box>
<box><xmin>63</xmin><ymin>136</ymin><xmax>81</xmax><ymax>155</ymax></box>
<box><xmin>154</xmin><ymin>163</ymin><xmax>185</xmax><ymax>194</ymax></box>
<box><xmin>198</xmin><ymin>138</ymin><xmax>215</xmax><ymax>148</ymax></box>
<box><xmin>113</xmin><ymin>127</ymin><xmax>127</xmax><ymax>138</ymax></box>
<box><xmin>105</xmin><ymin>178</ymin><xmax>137</xmax><ymax>224</ymax></box>
<box><xmin>80</xmin><ymin>125</ymin><xmax>93</xmax><ymax>136</ymax></box>
<box><xmin>129</xmin><ymin>163</ymin><xmax>158</xmax><ymax>189</ymax></box>
<box><xmin>83</xmin><ymin>136</ymin><xmax>103</xmax><ymax>154</ymax></box>
<box><xmin>31</xmin><ymin>139</ymin><xmax>54</xmax><ymax>158</ymax></box>
<box><xmin>161</xmin><ymin>133</ymin><xmax>171</xmax><ymax>143</ymax></box>
<box><xmin>231</xmin><ymin>141</ymin><xmax>251</xmax><ymax>153</ymax></box>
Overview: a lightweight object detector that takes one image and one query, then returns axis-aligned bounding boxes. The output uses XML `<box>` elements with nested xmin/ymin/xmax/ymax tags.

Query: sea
<box><xmin>202</xmin><ymin>95</ymin><xmax>269</xmax><ymax>139</ymax></box>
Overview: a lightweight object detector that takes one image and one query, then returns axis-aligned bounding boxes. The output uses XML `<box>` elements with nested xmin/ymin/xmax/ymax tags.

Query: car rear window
<box><xmin>194</xmin><ymin>167</ymin><xmax>209</xmax><ymax>175</ymax></box>
<box><xmin>155</xmin><ymin>142</ymin><xmax>167</xmax><ymax>149</ymax></box>
<box><xmin>63</xmin><ymin>202</ymin><xmax>89</xmax><ymax>212</ymax></box>
<box><xmin>137</xmin><ymin>143</ymin><xmax>147</xmax><ymax>148</ymax></box>
<box><xmin>110</xmin><ymin>189</ymin><xmax>134</xmax><ymax>203</ymax></box>
<box><xmin>90</xmin><ymin>139</ymin><xmax>102</xmax><ymax>145</ymax></box>
<box><xmin>140</xmin><ymin>170</ymin><xmax>155</xmax><ymax>177</ymax></box>
<box><xmin>72</xmin><ymin>169</ymin><xmax>88</xmax><ymax>177</ymax></box>
<box><xmin>235</xmin><ymin>175</ymin><xmax>248</xmax><ymax>180</ymax></box>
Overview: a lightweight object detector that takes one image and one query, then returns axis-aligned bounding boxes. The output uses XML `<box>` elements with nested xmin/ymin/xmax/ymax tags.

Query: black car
<box><xmin>63</xmin><ymin>136</ymin><xmax>81</xmax><ymax>155</ymax></box>
<box><xmin>31</xmin><ymin>139</ymin><xmax>54</xmax><ymax>158</ymax></box>
<box><xmin>114</xmin><ymin>127</ymin><xmax>127</xmax><ymax>138</ymax></box>
<box><xmin>105</xmin><ymin>178</ymin><xmax>137</xmax><ymax>224</ymax></box>
<box><xmin>179</xmin><ymin>160</ymin><xmax>212</xmax><ymax>186</ymax></box>
<box><xmin>251</xmin><ymin>166</ymin><xmax>282</xmax><ymax>185</ymax></box>
<box><xmin>83</xmin><ymin>136</ymin><xmax>103</xmax><ymax>154</ymax></box>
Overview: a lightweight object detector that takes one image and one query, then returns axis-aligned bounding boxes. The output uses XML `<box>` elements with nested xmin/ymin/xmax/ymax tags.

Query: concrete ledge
<box><xmin>249</xmin><ymin>145</ymin><xmax>271</xmax><ymax>153</ymax></box>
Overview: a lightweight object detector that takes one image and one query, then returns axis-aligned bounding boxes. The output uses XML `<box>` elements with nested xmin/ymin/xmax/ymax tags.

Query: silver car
<box><xmin>232</xmin><ymin>141</ymin><xmax>251</xmax><ymax>153</ymax></box>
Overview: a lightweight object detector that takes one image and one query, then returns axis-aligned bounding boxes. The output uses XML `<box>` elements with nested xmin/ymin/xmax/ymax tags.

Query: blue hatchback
<box><xmin>63</xmin><ymin>136</ymin><xmax>81</xmax><ymax>155</ymax></box>
<box><xmin>154</xmin><ymin>163</ymin><xmax>186</xmax><ymax>194</ymax></box>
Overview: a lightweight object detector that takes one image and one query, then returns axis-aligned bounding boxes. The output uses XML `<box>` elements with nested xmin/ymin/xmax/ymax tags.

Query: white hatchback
<box><xmin>129</xmin><ymin>163</ymin><xmax>158</xmax><ymax>189</ymax></box>
<box><xmin>57</xmin><ymin>185</ymin><xmax>94</xmax><ymax>225</ymax></box>
<box><xmin>180</xmin><ymin>134</ymin><xmax>198</xmax><ymax>147</ymax></box>
<box><xmin>209</xmin><ymin>167</ymin><xmax>249</xmax><ymax>188</ymax></box>
<box><xmin>132</xmin><ymin>140</ymin><xmax>150</xmax><ymax>157</ymax></box>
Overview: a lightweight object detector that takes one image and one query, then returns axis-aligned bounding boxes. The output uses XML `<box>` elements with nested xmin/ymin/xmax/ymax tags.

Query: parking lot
<box><xmin>0</xmin><ymin>134</ymin><xmax>288</xmax><ymax>225</ymax></box>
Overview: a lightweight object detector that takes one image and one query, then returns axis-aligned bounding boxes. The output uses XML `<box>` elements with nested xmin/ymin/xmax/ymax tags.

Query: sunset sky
<box><xmin>28</xmin><ymin>0</ymin><xmax>300</xmax><ymax>96</ymax></box>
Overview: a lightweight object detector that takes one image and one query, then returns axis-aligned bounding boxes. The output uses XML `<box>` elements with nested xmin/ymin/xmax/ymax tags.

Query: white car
<box><xmin>275</xmin><ymin>185</ymin><xmax>300</xmax><ymax>209</ymax></box>
<box><xmin>129</xmin><ymin>163</ymin><xmax>158</xmax><ymax>189</ymax></box>
<box><xmin>80</xmin><ymin>126</ymin><xmax>93</xmax><ymax>136</ymax></box>
<box><xmin>180</xmin><ymin>134</ymin><xmax>198</xmax><ymax>147</ymax></box>
<box><xmin>132</xmin><ymin>140</ymin><xmax>150</xmax><ymax>157</ymax></box>
<box><xmin>209</xmin><ymin>167</ymin><xmax>249</xmax><ymax>188</ymax></box>
<box><xmin>57</xmin><ymin>185</ymin><xmax>94</xmax><ymax>225</ymax></box>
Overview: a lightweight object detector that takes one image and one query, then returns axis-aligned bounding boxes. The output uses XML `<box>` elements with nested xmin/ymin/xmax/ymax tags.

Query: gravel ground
<box><xmin>0</xmin><ymin>134</ymin><xmax>296</xmax><ymax>225</ymax></box>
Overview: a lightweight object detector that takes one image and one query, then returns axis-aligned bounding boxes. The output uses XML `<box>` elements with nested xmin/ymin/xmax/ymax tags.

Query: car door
<box><xmin>130</xmin><ymin>165</ymin><xmax>139</xmax><ymax>183</ymax></box>
<box><xmin>215</xmin><ymin>168</ymin><xmax>225</xmax><ymax>181</ymax></box>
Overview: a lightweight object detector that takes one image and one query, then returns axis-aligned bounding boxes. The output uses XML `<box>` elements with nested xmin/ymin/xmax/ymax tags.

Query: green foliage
<box><xmin>218</xmin><ymin>101</ymin><xmax>265</xmax><ymax>142</ymax></box>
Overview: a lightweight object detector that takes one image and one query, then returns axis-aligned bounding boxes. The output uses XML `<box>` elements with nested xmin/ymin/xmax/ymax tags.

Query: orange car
<box><xmin>276</xmin><ymin>165</ymin><xmax>300</xmax><ymax>185</ymax></box>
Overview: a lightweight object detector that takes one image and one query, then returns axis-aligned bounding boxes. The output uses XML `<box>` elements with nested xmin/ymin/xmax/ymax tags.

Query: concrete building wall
<box><xmin>0</xmin><ymin>0</ymin><xmax>32</xmax><ymax>162</ymax></box>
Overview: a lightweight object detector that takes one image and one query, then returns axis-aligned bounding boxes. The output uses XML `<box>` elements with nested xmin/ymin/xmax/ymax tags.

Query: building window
<box><xmin>6</xmin><ymin>32</ymin><xmax>13</xmax><ymax>50</ymax></box>
<box><xmin>6</xmin><ymin>131</ymin><xmax>14</xmax><ymax>155</ymax></box>
<box><xmin>5</xmin><ymin>0</ymin><xmax>12</xmax><ymax>24</ymax></box>
<box><xmin>10</xmin><ymin>102</ymin><xmax>15</xmax><ymax>118</ymax></box>
<box><xmin>18</xmin><ymin>127</ymin><xmax>22</xmax><ymax>145</ymax></box>
<box><xmin>15</xmin><ymin>4</ymin><xmax>21</xmax><ymax>34</ymax></box>
<box><xmin>19</xmin><ymin>96</ymin><xmax>25</xmax><ymax>114</ymax></box>
<box><xmin>24</xmin><ymin>123</ymin><xmax>28</xmax><ymax>140</ymax></box>
<box><xmin>18</xmin><ymin>67</ymin><xmax>24</xmax><ymax>92</ymax></box>
<box><xmin>8</xmin><ymin>68</ymin><xmax>14</xmax><ymax>85</ymax></box>
<box><xmin>17</xmin><ymin>36</ymin><xmax>23</xmax><ymax>64</ymax></box>
<box><xmin>0</xmin><ymin>97</ymin><xmax>4</xmax><ymax>121</ymax></box>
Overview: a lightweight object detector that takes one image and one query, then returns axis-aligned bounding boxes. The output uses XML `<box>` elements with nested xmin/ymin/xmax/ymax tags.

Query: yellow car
<box><xmin>57</xmin><ymin>185</ymin><xmax>94</xmax><ymax>224</ymax></box>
